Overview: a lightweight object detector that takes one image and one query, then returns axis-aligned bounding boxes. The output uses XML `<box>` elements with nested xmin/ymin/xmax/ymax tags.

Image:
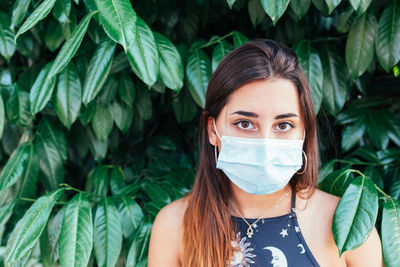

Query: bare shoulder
<box><xmin>297</xmin><ymin>188</ymin><xmax>340</xmax><ymax>216</ymax></box>
<box><xmin>148</xmin><ymin>196</ymin><xmax>189</xmax><ymax>267</ymax></box>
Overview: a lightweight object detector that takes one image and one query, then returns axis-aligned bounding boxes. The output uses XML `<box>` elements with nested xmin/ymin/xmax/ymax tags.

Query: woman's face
<box><xmin>208</xmin><ymin>78</ymin><xmax>305</xmax><ymax>147</ymax></box>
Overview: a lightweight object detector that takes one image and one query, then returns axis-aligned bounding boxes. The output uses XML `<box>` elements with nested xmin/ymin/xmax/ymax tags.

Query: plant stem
<box><xmin>197</xmin><ymin>32</ymin><xmax>234</xmax><ymax>50</ymax></box>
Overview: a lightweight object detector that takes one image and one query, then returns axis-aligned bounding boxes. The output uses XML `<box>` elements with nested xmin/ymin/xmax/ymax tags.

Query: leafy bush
<box><xmin>0</xmin><ymin>0</ymin><xmax>399</xmax><ymax>266</ymax></box>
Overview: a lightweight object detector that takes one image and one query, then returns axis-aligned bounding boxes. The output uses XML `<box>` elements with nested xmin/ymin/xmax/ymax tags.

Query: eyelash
<box><xmin>233</xmin><ymin>120</ymin><xmax>295</xmax><ymax>132</ymax></box>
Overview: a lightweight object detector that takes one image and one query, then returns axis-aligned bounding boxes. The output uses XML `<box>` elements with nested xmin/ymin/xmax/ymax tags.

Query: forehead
<box><xmin>225</xmin><ymin>78</ymin><xmax>301</xmax><ymax>116</ymax></box>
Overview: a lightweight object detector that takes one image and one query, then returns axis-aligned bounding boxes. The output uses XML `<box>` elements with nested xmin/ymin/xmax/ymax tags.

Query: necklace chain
<box><xmin>230</xmin><ymin>188</ymin><xmax>291</xmax><ymax>238</ymax></box>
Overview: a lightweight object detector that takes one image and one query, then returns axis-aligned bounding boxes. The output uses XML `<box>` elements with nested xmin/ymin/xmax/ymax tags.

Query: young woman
<box><xmin>148</xmin><ymin>39</ymin><xmax>383</xmax><ymax>267</ymax></box>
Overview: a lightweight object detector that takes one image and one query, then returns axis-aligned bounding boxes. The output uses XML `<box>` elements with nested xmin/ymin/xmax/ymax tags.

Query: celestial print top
<box><xmin>227</xmin><ymin>190</ymin><xmax>320</xmax><ymax>267</ymax></box>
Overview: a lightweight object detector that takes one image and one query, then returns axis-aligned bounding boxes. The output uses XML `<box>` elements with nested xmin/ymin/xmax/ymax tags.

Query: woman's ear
<box><xmin>207</xmin><ymin>116</ymin><xmax>219</xmax><ymax>147</ymax></box>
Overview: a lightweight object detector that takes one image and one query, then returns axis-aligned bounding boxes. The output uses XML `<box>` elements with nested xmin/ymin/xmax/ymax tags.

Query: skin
<box><xmin>148</xmin><ymin>79</ymin><xmax>384</xmax><ymax>267</ymax></box>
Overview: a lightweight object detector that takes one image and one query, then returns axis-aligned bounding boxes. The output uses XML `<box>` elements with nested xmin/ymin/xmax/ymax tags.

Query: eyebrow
<box><xmin>230</xmin><ymin>111</ymin><xmax>299</xmax><ymax>119</ymax></box>
<box><xmin>274</xmin><ymin>113</ymin><xmax>299</xmax><ymax>119</ymax></box>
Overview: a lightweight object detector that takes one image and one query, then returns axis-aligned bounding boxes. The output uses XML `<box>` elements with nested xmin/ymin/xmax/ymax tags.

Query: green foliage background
<box><xmin>0</xmin><ymin>0</ymin><xmax>399</xmax><ymax>266</ymax></box>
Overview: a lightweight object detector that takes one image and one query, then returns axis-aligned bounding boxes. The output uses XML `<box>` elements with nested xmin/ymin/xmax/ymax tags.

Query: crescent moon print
<box><xmin>297</xmin><ymin>244</ymin><xmax>306</xmax><ymax>254</ymax></box>
<box><xmin>263</xmin><ymin>246</ymin><xmax>288</xmax><ymax>267</ymax></box>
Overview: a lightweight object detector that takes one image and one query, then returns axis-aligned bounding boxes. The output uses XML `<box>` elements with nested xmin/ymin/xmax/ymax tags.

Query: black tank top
<box><xmin>228</xmin><ymin>190</ymin><xmax>320</xmax><ymax>267</ymax></box>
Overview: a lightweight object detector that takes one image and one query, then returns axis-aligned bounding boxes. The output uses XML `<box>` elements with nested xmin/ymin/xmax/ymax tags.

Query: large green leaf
<box><xmin>59</xmin><ymin>193</ymin><xmax>93</xmax><ymax>267</ymax></box>
<box><xmin>318</xmin><ymin>169</ymin><xmax>356</xmax><ymax>196</ymax></box>
<box><xmin>48</xmin><ymin>11</ymin><xmax>97</xmax><ymax>78</ymax></box>
<box><xmin>172</xmin><ymin>86</ymin><xmax>197</xmax><ymax>123</ymax></box>
<box><xmin>5</xmin><ymin>189</ymin><xmax>64</xmax><ymax>265</ymax></box>
<box><xmin>349</xmin><ymin>0</ymin><xmax>372</xmax><ymax>15</ymax></box>
<box><xmin>0</xmin><ymin>94</ymin><xmax>4</xmax><ymax>139</ymax></box>
<box><xmin>0</xmin><ymin>143</ymin><xmax>30</xmax><ymax>192</ymax></box>
<box><xmin>10</xmin><ymin>0</ymin><xmax>31</xmax><ymax>30</ymax></box>
<box><xmin>127</xmin><ymin>17</ymin><xmax>159</xmax><ymax>88</ymax></box>
<box><xmin>95</xmin><ymin>0</ymin><xmax>137</xmax><ymax>51</ymax></box>
<box><xmin>144</xmin><ymin>182</ymin><xmax>171</xmax><ymax>206</ymax></box>
<box><xmin>154</xmin><ymin>32</ymin><xmax>184</xmax><ymax>92</ymax></box>
<box><xmin>0</xmin><ymin>13</ymin><xmax>16</xmax><ymax>63</ymax></box>
<box><xmin>14</xmin><ymin>144</ymin><xmax>39</xmax><ymax>199</ymax></box>
<box><xmin>126</xmin><ymin>218</ymin><xmax>152</xmax><ymax>267</ymax></box>
<box><xmin>259</xmin><ymin>0</ymin><xmax>291</xmax><ymax>25</ymax></box>
<box><xmin>232</xmin><ymin>31</ymin><xmax>249</xmax><ymax>48</ymax></box>
<box><xmin>324</xmin><ymin>0</ymin><xmax>342</xmax><ymax>14</ymax></box>
<box><xmin>226</xmin><ymin>0</ymin><xmax>237</xmax><ymax>9</ymax></box>
<box><xmin>94</xmin><ymin>198</ymin><xmax>123</xmax><ymax>267</ymax></box>
<box><xmin>319</xmin><ymin>44</ymin><xmax>350</xmax><ymax>116</ymax></box>
<box><xmin>14</xmin><ymin>0</ymin><xmax>57</xmax><ymax>42</ymax></box>
<box><xmin>341</xmin><ymin>116</ymin><xmax>366</xmax><ymax>152</ymax></box>
<box><xmin>118</xmin><ymin>196</ymin><xmax>144</xmax><ymax>238</ymax></box>
<box><xmin>6</xmin><ymin>86</ymin><xmax>33</xmax><ymax>126</ymax></box>
<box><xmin>53</xmin><ymin>0</ymin><xmax>71</xmax><ymax>23</ymax></box>
<box><xmin>186</xmin><ymin>49</ymin><xmax>211</xmax><ymax>108</ymax></box>
<box><xmin>134</xmin><ymin>80</ymin><xmax>152</xmax><ymax>120</ymax></box>
<box><xmin>92</xmin><ymin>103</ymin><xmax>113</xmax><ymax>141</ymax></box>
<box><xmin>118</xmin><ymin>72</ymin><xmax>135</xmax><ymax>106</ymax></box>
<box><xmin>110</xmin><ymin>100</ymin><xmax>133</xmax><ymax>133</ymax></box>
<box><xmin>54</xmin><ymin>62</ymin><xmax>82</xmax><ymax>129</ymax></box>
<box><xmin>82</xmin><ymin>39</ymin><xmax>116</xmax><ymax>105</ymax></box>
<box><xmin>382</xmin><ymin>198</ymin><xmax>400</xmax><ymax>267</ymax></box>
<box><xmin>44</xmin><ymin>19</ymin><xmax>65</xmax><ymax>52</ymax></box>
<box><xmin>366</xmin><ymin>113</ymin><xmax>389</xmax><ymax>150</ymax></box>
<box><xmin>375</xmin><ymin>0</ymin><xmax>400</xmax><ymax>72</ymax></box>
<box><xmin>289</xmin><ymin>0</ymin><xmax>312</xmax><ymax>20</ymax></box>
<box><xmin>294</xmin><ymin>40</ymin><xmax>323</xmax><ymax>114</ymax></box>
<box><xmin>248</xmin><ymin>0</ymin><xmax>266</xmax><ymax>28</ymax></box>
<box><xmin>85</xmin><ymin>165</ymin><xmax>109</xmax><ymax>197</ymax></box>
<box><xmin>345</xmin><ymin>11</ymin><xmax>377</xmax><ymax>79</ymax></box>
<box><xmin>30</xmin><ymin>62</ymin><xmax>57</xmax><ymax>114</ymax></box>
<box><xmin>38</xmin><ymin>117</ymin><xmax>68</xmax><ymax>161</ymax></box>
<box><xmin>332</xmin><ymin>176</ymin><xmax>378</xmax><ymax>256</ymax></box>
<box><xmin>212</xmin><ymin>40</ymin><xmax>233</xmax><ymax>72</ymax></box>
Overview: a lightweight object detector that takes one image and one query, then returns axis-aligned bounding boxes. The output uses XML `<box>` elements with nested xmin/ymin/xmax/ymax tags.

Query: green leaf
<box><xmin>0</xmin><ymin>201</ymin><xmax>16</xmax><ymax>228</ymax></box>
<box><xmin>0</xmin><ymin>143</ymin><xmax>30</xmax><ymax>192</ymax></box>
<box><xmin>109</xmin><ymin>167</ymin><xmax>125</xmax><ymax>195</ymax></box>
<box><xmin>319</xmin><ymin>169</ymin><xmax>356</xmax><ymax>196</ymax></box>
<box><xmin>382</xmin><ymin>198</ymin><xmax>400</xmax><ymax>267</ymax></box>
<box><xmin>54</xmin><ymin>62</ymin><xmax>82</xmax><ymax>129</ymax></box>
<box><xmin>5</xmin><ymin>189</ymin><xmax>64</xmax><ymax>265</ymax></box>
<box><xmin>53</xmin><ymin>0</ymin><xmax>71</xmax><ymax>23</ymax></box>
<box><xmin>118</xmin><ymin>72</ymin><xmax>135</xmax><ymax>106</ymax></box>
<box><xmin>85</xmin><ymin>165</ymin><xmax>109</xmax><ymax>196</ymax></box>
<box><xmin>0</xmin><ymin>13</ymin><xmax>16</xmax><ymax>62</ymax></box>
<box><xmin>248</xmin><ymin>0</ymin><xmax>266</xmax><ymax>28</ymax></box>
<box><xmin>59</xmin><ymin>193</ymin><xmax>93</xmax><ymax>267</ymax></box>
<box><xmin>295</xmin><ymin>40</ymin><xmax>323</xmax><ymax>114</ymax></box>
<box><xmin>324</xmin><ymin>0</ymin><xmax>342</xmax><ymax>14</ymax></box>
<box><xmin>336</xmin><ymin>6</ymin><xmax>355</xmax><ymax>33</ymax></box>
<box><xmin>134</xmin><ymin>80</ymin><xmax>152</xmax><ymax>120</ymax></box>
<box><xmin>375</xmin><ymin>0</ymin><xmax>400</xmax><ymax>72</ymax></box>
<box><xmin>126</xmin><ymin>218</ymin><xmax>152</xmax><ymax>267</ymax></box>
<box><xmin>154</xmin><ymin>32</ymin><xmax>184</xmax><ymax>92</ymax></box>
<box><xmin>94</xmin><ymin>198</ymin><xmax>123</xmax><ymax>267</ymax></box>
<box><xmin>48</xmin><ymin>11</ymin><xmax>97</xmax><ymax>78</ymax></box>
<box><xmin>7</xmin><ymin>86</ymin><xmax>33</xmax><ymax>126</ymax></box>
<box><xmin>172</xmin><ymin>86</ymin><xmax>198</xmax><ymax>123</ymax></box>
<box><xmin>86</xmin><ymin>126</ymin><xmax>108</xmax><ymax>161</ymax></box>
<box><xmin>144</xmin><ymin>182</ymin><xmax>171</xmax><ymax>206</ymax></box>
<box><xmin>212</xmin><ymin>40</ymin><xmax>233</xmax><ymax>72</ymax></box>
<box><xmin>127</xmin><ymin>17</ymin><xmax>159</xmax><ymax>87</ymax></box>
<box><xmin>345</xmin><ymin>11</ymin><xmax>377</xmax><ymax>79</ymax></box>
<box><xmin>10</xmin><ymin>0</ymin><xmax>31</xmax><ymax>31</ymax></box>
<box><xmin>38</xmin><ymin>117</ymin><xmax>68</xmax><ymax>161</ymax></box>
<box><xmin>332</xmin><ymin>176</ymin><xmax>378</xmax><ymax>256</ymax></box>
<box><xmin>226</xmin><ymin>0</ymin><xmax>237</xmax><ymax>9</ymax></box>
<box><xmin>232</xmin><ymin>31</ymin><xmax>249</xmax><ymax>48</ymax></box>
<box><xmin>0</xmin><ymin>94</ymin><xmax>4</xmax><ymax>139</ymax></box>
<box><xmin>349</xmin><ymin>0</ymin><xmax>372</xmax><ymax>15</ymax></box>
<box><xmin>92</xmin><ymin>103</ymin><xmax>113</xmax><ymax>141</ymax></box>
<box><xmin>289</xmin><ymin>0</ymin><xmax>312</xmax><ymax>20</ymax></box>
<box><xmin>259</xmin><ymin>0</ymin><xmax>291</xmax><ymax>25</ymax></box>
<box><xmin>341</xmin><ymin>116</ymin><xmax>366</xmax><ymax>152</ymax></box>
<box><xmin>110</xmin><ymin>100</ymin><xmax>133</xmax><ymax>133</ymax></box>
<box><xmin>186</xmin><ymin>49</ymin><xmax>211</xmax><ymax>108</ymax></box>
<box><xmin>14</xmin><ymin>0</ymin><xmax>57</xmax><ymax>42</ymax></box>
<box><xmin>82</xmin><ymin>39</ymin><xmax>116</xmax><ymax>105</ymax></box>
<box><xmin>30</xmin><ymin>61</ymin><xmax>57</xmax><ymax>114</ymax></box>
<box><xmin>319</xmin><ymin>44</ymin><xmax>350</xmax><ymax>116</ymax></box>
<box><xmin>366</xmin><ymin>113</ymin><xmax>389</xmax><ymax>150</ymax></box>
<box><xmin>95</xmin><ymin>0</ymin><xmax>137</xmax><ymax>51</ymax></box>
<box><xmin>14</xmin><ymin>144</ymin><xmax>39</xmax><ymax>199</ymax></box>
<box><xmin>44</xmin><ymin>19</ymin><xmax>65</xmax><ymax>52</ymax></box>
<box><xmin>118</xmin><ymin>197</ymin><xmax>144</xmax><ymax>238</ymax></box>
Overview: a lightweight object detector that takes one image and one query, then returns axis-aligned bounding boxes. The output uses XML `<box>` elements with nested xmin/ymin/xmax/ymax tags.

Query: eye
<box><xmin>274</xmin><ymin>122</ymin><xmax>294</xmax><ymax>132</ymax></box>
<box><xmin>234</xmin><ymin>120</ymin><xmax>255</xmax><ymax>130</ymax></box>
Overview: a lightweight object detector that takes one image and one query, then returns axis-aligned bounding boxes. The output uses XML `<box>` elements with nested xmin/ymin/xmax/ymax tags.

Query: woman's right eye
<box><xmin>234</xmin><ymin>120</ymin><xmax>255</xmax><ymax>130</ymax></box>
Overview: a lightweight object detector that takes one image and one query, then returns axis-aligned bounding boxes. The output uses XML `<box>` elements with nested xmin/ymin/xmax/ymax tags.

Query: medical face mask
<box><xmin>213</xmin><ymin>119</ymin><xmax>305</xmax><ymax>195</ymax></box>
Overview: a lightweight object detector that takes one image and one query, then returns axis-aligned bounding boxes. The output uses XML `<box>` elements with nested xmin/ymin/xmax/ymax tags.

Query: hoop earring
<box><xmin>296</xmin><ymin>151</ymin><xmax>307</xmax><ymax>175</ymax></box>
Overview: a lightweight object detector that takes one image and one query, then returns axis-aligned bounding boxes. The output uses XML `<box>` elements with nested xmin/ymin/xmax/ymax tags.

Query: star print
<box><xmin>253</xmin><ymin>223</ymin><xmax>258</xmax><ymax>228</ymax></box>
<box><xmin>280</xmin><ymin>229</ymin><xmax>288</xmax><ymax>237</ymax></box>
<box><xmin>287</xmin><ymin>224</ymin><xmax>290</xmax><ymax>227</ymax></box>
<box><xmin>295</xmin><ymin>226</ymin><xmax>300</xmax><ymax>232</ymax></box>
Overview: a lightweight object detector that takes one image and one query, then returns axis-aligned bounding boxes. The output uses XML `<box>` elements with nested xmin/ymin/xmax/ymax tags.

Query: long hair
<box><xmin>182</xmin><ymin>39</ymin><xmax>319</xmax><ymax>266</ymax></box>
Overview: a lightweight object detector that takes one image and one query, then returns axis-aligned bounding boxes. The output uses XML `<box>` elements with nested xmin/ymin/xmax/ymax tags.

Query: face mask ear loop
<box><xmin>213</xmin><ymin>118</ymin><xmax>222</xmax><ymax>165</ymax></box>
<box><xmin>296</xmin><ymin>151</ymin><xmax>307</xmax><ymax>175</ymax></box>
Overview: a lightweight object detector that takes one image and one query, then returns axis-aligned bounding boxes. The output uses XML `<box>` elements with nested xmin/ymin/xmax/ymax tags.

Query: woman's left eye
<box><xmin>275</xmin><ymin>122</ymin><xmax>294</xmax><ymax>132</ymax></box>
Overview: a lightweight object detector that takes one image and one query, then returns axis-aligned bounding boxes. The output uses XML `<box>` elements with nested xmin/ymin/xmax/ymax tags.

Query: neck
<box><xmin>229</xmin><ymin>183</ymin><xmax>292</xmax><ymax>218</ymax></box>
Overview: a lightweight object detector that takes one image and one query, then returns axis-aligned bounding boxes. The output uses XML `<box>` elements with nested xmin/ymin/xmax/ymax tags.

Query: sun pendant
<box><xmin>247</xmin><ymin>226</ymin><xmax>254</xmax><ymax>238</ymax></box>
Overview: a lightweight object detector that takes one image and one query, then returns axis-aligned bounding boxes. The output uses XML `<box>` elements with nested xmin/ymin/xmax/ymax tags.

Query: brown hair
<box><xmin>182</xmin><ymin>39</ymin><xmax>319</xmax><ymax>266</ymax></box>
